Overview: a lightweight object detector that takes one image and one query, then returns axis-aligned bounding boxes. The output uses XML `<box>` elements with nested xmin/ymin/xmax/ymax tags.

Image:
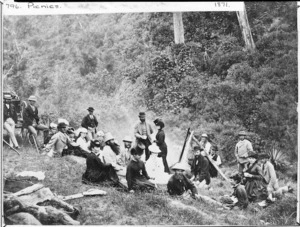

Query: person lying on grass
<box><xmin>82</xmin><ymin>140</ymin><xmax>126</xmax><ymax>189</ymax></box>
<box><xmin>221</xmin><ymin>172</ymin><xmax>249</xmax><ymax>210</ymax></box>
<box><xmin>126</xmin><ymin>147</ymin><xmax>156</xmax><ymax>193</ymax></box>
<box><xmin>167</xmin><ymin>162</ymin><xmax>198</xmax><ymax>199</ymax></box>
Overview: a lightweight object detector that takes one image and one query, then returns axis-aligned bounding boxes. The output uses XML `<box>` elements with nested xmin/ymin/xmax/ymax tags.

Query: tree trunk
<box><xmin>173</xmin><ymin>12</ymin><xmax>185</xmax><ymax>44</ymax></box>
<box><xmin>236</xmin><ymin>3</ymin><xmax>255</xmax><ymax>51</ymax></box>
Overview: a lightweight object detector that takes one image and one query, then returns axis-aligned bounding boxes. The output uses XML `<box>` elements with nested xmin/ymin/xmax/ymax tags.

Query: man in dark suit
<box><xmin>81</xmin><ymin>107</ymin><xmax>98</xmax><ymax>141</ymax></box>
<box><xmin>22</xmin><ymin>95</ymin><xmax>48</xmax><ymax>148</ymax></box>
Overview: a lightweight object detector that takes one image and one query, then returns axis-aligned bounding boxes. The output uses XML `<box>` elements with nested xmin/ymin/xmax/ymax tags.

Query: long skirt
<box><xmin>244</xmin><ymin>179</ymin><xmax>268</xmax><ymax>202</ymax></box>
<box><xmin>131</xmin><ymin>177</ymin><xmax>156</xmax><ymax>192</ymax></box>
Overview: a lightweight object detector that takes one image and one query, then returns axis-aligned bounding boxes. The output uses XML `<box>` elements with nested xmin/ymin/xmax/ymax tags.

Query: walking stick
<box><xmin>31</xmin><ymin>135</ymin><xmax>40</xmax><ymax>154</ymax></box>
<box><xmin>3</xmin><ymin>140</ymin><xmax>20</xmax><ymax>155</ymax></box>
<box><xmin>192</xmin><ymin>136</ymin><xmax>230</xmax><ymax>182</ymax></box>
<box><xmin>179</xmin><ymin>128</ymin><xmax>191</xmax><ymax>162</ymax></box>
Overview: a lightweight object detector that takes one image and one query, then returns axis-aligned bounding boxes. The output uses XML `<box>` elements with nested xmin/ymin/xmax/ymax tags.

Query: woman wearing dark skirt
<box><xmin>153</xmin><ymin>118</ymin><xmax>170</xmax><ymax>173</ymax></box>
<box><xmin>126</xmin><ymin>147</ymin><xmax>156</xmax><ymax>193</ymax></box>
<box><xmin>242</xmin><ymin>152</ymin><xmax>268</xmax><ymax>202</ymax></box>
<box><xmin>82</xmin><ymin>140</ymin><xmax>124</xmax><ymax>188</ymax></box>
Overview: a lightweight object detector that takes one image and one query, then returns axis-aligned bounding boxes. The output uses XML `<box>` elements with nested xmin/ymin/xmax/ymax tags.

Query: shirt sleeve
<box><xmin>45</xmin><ymin>134</ymin><xmax>58</xmax><ymax>150</ymax></box>
<box><xmin>247</xmin><ymin>140</ymin><xmax>253</xmax><ymax>152</ymax></box>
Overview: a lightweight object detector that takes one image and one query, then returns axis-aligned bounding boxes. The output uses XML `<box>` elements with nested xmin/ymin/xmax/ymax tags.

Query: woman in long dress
<box><xmin>82</xmin><ymin>140</ymin><xmax>125</xmax><ymax>189</ymax></box>
<box><xmin>242</xmin><ymin>152</ymin><xmax>268</xmax><ymax>202</ymax></box>
<box><xmin>153</xmin><ymin>118</ymin><xmax>170</xmax><ymax>173</ymax></box>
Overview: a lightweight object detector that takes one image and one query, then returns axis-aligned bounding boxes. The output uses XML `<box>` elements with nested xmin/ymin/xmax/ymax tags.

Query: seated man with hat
<box><xmin>22</xmin><ymin>95</ymin><xmax>48</xmax><ymax>148</ymax></box>
<box><xmin>81</xmin><ymin>107</ymin><xmax>98</xmax><ymax>141</ymax></box>
<box><xmin>43</xmin><ymin>122</ymin><xmax>74</xmax><ymax>157</ymax></box>
<box><xmin>94</xmin><ymin>130</ymin><xmax>106</xmax><ymax>150</ymax></box>
<box><xmin>101</xmin><ymin>132</ymin><xmax>125</xmax><ymax>176</ymax></box>
<box><xmin>235</xmin><ymin>131</ymin><xmax>254</xmax><ymax>173</ymax></box>
<box><xmin>117</xmin><ymin>136</ymin><xmax>133</xmax><ymax>167</ymax></box>
<box><xmin>3</xmin><ymin>94</ymin><xmax>19</xmax><ymax>149</ymax></box>
<box><xmin>134</xmin><ymin>112</ymin><xmax>154</xmax><ymax>161</ymax></box>
<box><xmin>167</xmin><ymin>162</ymin><xmax>198</xmax><ymax>199</ymax></box>
<box><xmin>221</xmin><ymin>172</ymin><xmax>249</xmax><ymax>210</ymax></box>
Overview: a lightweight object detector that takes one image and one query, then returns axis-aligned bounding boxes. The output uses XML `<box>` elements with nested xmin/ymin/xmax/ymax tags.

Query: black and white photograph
<box><xmin>1</xmin><ymin>1</ymin><xmax>299</xmax><ymax>225</ymax></box>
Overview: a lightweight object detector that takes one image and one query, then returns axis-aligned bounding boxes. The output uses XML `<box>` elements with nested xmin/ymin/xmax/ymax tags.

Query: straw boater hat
<box><xmin>148</xmin><ymin>144</ymin><xmax>161</xmax><ymax>154</ymax></box>
<box><xmin>104</xmin><ymin>132</ymin><xmax>114</xmax><ymax>143</ymax></box>
<box><xmin>4</xmin><ymin>94</ymin><xmax>12</xmax><ymax>100</ymax></box>
<box><xmin>28</xmin><ymin>95</ymin><xmax>37</xmax><ymax>102</ymax></box>
<box><xmin>123</xmin><ymin>136</ymin><xmax>133</xmax><ymax>143</ymax></box>
<box><xmin>58</xmin><ymin>118</ymin><xmax>69</xmax><ymax>126</ymax></box>
<box><xmin>171</xmin><ymin>162</ymin><xmax>187</xmax><ymax>171</ymax></box>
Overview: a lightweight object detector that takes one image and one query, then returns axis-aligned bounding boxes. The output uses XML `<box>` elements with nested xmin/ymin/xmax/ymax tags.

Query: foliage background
<box><xmin>3</xmin><ymin>2</ymin><xmax>297</xmax><ymax>166</ymax></box>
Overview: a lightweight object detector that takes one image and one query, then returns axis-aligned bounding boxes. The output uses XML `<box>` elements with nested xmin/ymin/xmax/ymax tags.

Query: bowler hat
<box><xmin>258</xmin><ymin>153</ymin><xmax>270</xmax><ymax>160</ymax></box>
<box><xmin>87</xmin><ymin>107</ymin><xmax>95</xmax><ymax>112</ymax></box>
<box><xmin>104</xmin><ymin>132</ymin><xmax>114</xmax><ymax>143</ymax></box>
<box><xmin>171</xmin><ymin>162</ymin><xmax>187</xmax><ymax>171</ymax></box>
<box><xmin>139</xmin><ymin>112</ymin><xmax>146</xmax><ymax>117</ymax></box>
<box><xmin>238</xmin><ymin>131</ymin><xmax>247</xmax><ymax>136</ymax></box>
<box><xmin>28</xmin><ymin>95</ymin><xmax>37</xmax><ymax>102</ymax></box>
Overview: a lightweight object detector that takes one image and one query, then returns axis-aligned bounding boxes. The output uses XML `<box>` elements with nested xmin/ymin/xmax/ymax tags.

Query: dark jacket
<box><xmin>191</xmin><ymin>154</ymin><xmax>210</xmax><ymax>177</ymax></box>
<box><xmin>232</xmin><ymin>184</ymin><xmax>249</xmax><ymax>209</ymax></box>
<box><xmin>156</xmin><ymin>129</ymin><xmax>167</xmax><ymax>157</ymax></box>
<box><xmin>22</xmin><ymin>105</ymin><xmax>39</xmax><ymax>128</ymax></box>
<box><xmin>81</xmin><ymin>114</ymin><xmax>98</xmax><ymax>129</ymax></box>
<box><xmin>126</xmin><ymin>159</ymin><xmax>154</xmax><ymax>191</ymax></box>
<box><xmin>167</xmin><ymin>174</ymin><xmax>198</xmax><ymax>198</ymax></box>
<box><xmin>4</xmin><ymin>103</ymin><xmax>18</xmax><ymax>123</ymax></box>
<box><xmin>82</xmin><ymin>152</ymin><xmax>119</xmax><ymax>183</ymax></box>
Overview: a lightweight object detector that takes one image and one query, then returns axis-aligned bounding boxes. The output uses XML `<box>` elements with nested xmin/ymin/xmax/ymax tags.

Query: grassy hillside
<box><xmin>3</xmin><ymin>139</ymin><xmax>297</xmax><ymax>225</ymax></box>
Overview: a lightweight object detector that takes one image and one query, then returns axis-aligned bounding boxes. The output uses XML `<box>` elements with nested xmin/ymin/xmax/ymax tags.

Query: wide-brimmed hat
<box><xmin>258</xmin><ymin>153</ymin><xmax>270</xmax><ymax>160</ymax></box>
<box><xmin>28</xmin><ymin>95</ymin><xmax>37</xmax><ymax>102</ymax></box>
<box><xmin>248</xmin><ymin>151</ymin><xmax>258</xmax><ymax>159</ymax></box>
<box><xmin>171</xmin><ymin>162</ymin><xmax>187</xmax><ymax>171</ymax></box>
<box><xmin>96</xmin><ymin>130</ymin><xmax>105</xmax><ymax>137</ymax></box>
<box><xmin>57</xmin><ymin>122</ymin><xmax>67</xmax><ymax>129</ymax></box>
<box><xmin>201</xmin><ymin>133</ymin><xmax>208</xmax><ymax>138</ymax></box>
<box><xmin>78</xmin><ymin>127</ymin><xmax>88</xmax><ymax>134</ymax></box>
<box><xmin>123</xmin><ymin>136</ymin><xmax>133</xmax><ymax>143</ymax></box>
<box><xmin>4</xmin><ymin>94</ymin><xmax>12</xmax><ymax>100</ymax></box>
<box><xmin>148</xmin><ymin>144</ymin><xmax>161</xmax><ymax>154</ymax></box>
<box><xmin>87</xmin><ymin>107</ymin><xmax>95</xmax><ymax>112</ymax></box>
<box><xmin>104</xmin><ymin>132</ymin><xmax>114</xmax><ymax>143</ymax></box>
<box><xmin>58</xmin><ymin>118</ymin><xmax>69</xmax><ymax>126</ymax></box>
<box><xmin>238</xmin><ymin>131</ymin><xmax>247</xmax><ymax>136</ymax></box>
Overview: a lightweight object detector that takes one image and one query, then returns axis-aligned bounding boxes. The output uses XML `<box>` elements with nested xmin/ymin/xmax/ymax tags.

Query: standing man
<box><xmin>3</xmin><ymin>94</ymin><xmax>19</xmax><ymax>149</ymax></box>
<box><xmin>234</xmin><ymin>131</ymin><xmax>254</xmax><ymax>173</ymax></box>
<box><xmin>81</xmin><ymin>107</ymin><xmax>98</xmax><ymax>141</ymax></box>
<box><xmin>134</xmin><ymin>112</ymin><xmax>153</xmax><ymax>161</ymax></box>
<box><xmin>22</xmin><ymin>95</ymin><xmax>48</xmax><ymax>148</ymax></box>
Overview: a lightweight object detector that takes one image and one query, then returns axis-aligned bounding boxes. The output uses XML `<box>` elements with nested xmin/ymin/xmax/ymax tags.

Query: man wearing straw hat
<box><xmin>117</xmin><ymin>136</ymin><xmax>133</xmax><ymax>167</ymax></box>
<box><xmin>134</xmin><ymin>112</ymin><xmax>154</xmax><ymax>161</ymax></box>
<box><xmin>234</xmin><ymin>130</ymin><xmax>254</xmax><ymax>173</ymax></box>
<box><xmin>3</xmin><ymin>94</ymin><xmax>19</xmax><ymax>149</ymax></box>
<box><xmin>81</xmin><ymin>107</ymin><xmax>98</xmax><ymax>141</ymax></box>
<box><xmin>22</xmin><ymin>95</ymin><xmax>48</xmax><ymax>148</ymax></box>
<box><xmin>167</xmin><ymin>162</ymin><xmax>198</xmax><ymax>199</ymax></box>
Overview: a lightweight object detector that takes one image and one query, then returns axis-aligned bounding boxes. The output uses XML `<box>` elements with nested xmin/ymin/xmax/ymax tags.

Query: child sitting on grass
<box><xmin>126</xmin><ymin>147</ymin><xmax>156</xmax><ymax>193</ymax></box>
<box><xmin>221</xmin><ymin>172</ymin><xmax>249</xmax><ymax>210</ymax></box>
